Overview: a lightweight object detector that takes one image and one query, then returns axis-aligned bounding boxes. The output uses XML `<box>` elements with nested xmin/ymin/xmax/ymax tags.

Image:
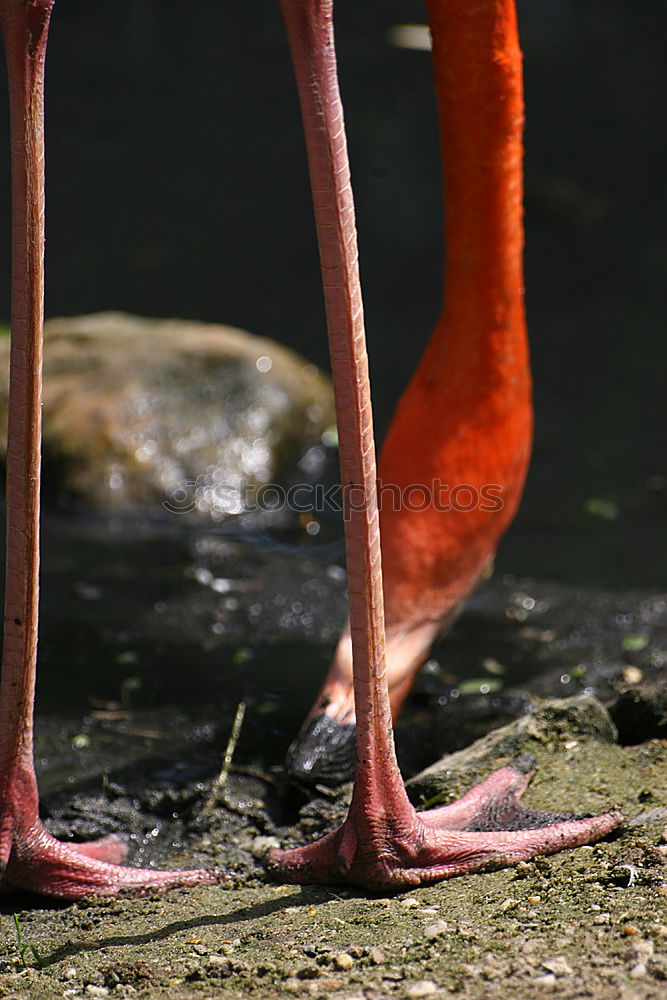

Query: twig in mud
<box><xmin>199</xmin><ymin>700</ymin><xmax>246</xmax><ymax>820</ymax></box>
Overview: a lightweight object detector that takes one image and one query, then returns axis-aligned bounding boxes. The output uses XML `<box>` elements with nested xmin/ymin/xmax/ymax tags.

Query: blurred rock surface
<box><xmin>0</xmin><ymin>313</ymin><xmax>334</xmax><ymax>519</ymax></box>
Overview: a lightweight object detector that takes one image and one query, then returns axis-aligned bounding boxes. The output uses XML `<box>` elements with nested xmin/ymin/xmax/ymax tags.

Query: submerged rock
<box><xmin>0</xmin><ymin>313</ymin><xmax>334</xmax><ymax>519</ymax></box>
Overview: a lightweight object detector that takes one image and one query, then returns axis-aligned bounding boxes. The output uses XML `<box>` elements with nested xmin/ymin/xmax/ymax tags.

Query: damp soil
<box><xmin>1</xmin><ymin>515</ymin><xmax>666</xmax><ymax>1000</ymax></box>
<box><xmin>0</xmin><ymin>739</ymin><xmax>666</xmax><ymax>1000</ymax></box>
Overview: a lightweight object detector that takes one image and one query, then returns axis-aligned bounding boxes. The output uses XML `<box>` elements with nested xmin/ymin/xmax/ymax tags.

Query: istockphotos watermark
<box><xmin>163</xmin><ymin>479</ymin><xmax>504</xmax><ymax>518</ymax></box>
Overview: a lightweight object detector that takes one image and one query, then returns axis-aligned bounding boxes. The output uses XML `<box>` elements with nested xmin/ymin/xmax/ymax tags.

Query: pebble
<box><xmin>334</xmin><ymin>952</ymin><xmax>355</xmax><ymax>971</ymax></box>
<box><xmin>207</xmin><ymin>955</ymin><xmax>231</xmax><ymax>974</ymax></box>
<box><xmin>296</xmin><ymin>964</ymin><xmax>321</xmax><ymax>980</ymax></box>
<box><xmin>423</xmin><ymin>920</ymin><xmax>448</xmax><ymax>941</ymax></box>
<box><xmin>627</xmin><ymin>939</ymin><xmax>654</xmax><ymax>962</ymax></box>
<box><xmin>629</xmin><ymin>963</ymin><xmax>646</xmax><ymax>979</ymax></box>
<box><xmin>401</xmin><ymin>897</ymin><xmax>420</xmax><ymax>909</ymax></box>
<box><xmin>369</xmin><ymin>947</ymin><xmax>385</xmax><ymax>965</ymax></box>
<box><xmin>85</xmin><ymin>988</ymin><xmax>109</xmax><ymax>998</ymax></box>
<box><xmin>251</xmin><ymin>835</ymin><xmax>281</xmax><ymax>858</ymax></box>
<box><xmin>406</xmin><ymin>979</ymin><xmax>439</xmax><ymax>998</ymax></box>
<box><xmin>541</xmin><ymin>956</ymin><xmax>573</xmax><ymax>976</ymax></box>
<box><xmin>521</xmin><ymin>939</ymin><xmax>540</xmax><ymax>955</ymax></box>
<box><xmin>533</xmin><ymin>973</ymin><xmax>557</xmax><ymax>988</ymax></box>
<box><xmin>496</xmin><ymin>898</ymin><xmax>519</xmax><ymax>914</ymax></box>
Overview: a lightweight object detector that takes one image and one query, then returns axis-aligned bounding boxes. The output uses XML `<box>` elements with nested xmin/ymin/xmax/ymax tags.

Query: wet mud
<box><xmin>0</xmin><ymin>715</ymin><xmax>665</xmax><ymax>1000</ymax></box>
<box><xmin>1</xmin><ymin>519</ymin><xmax>665</xmax><ymax>999</ymax></box>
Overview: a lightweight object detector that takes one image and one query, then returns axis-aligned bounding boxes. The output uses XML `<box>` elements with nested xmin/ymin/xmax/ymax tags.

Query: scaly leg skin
<box><xmin>271</xmin><ymin>0</ymin><xmax>623</xmax><ymax>891</ymax></box>
<box><xmin>0</xmin><ymin>1</ymin><xmax>222</xmax><ymax>899</ymax></box>
<box><xmin>267</xmin><ymin>754</ymin><xmax>622</xmax><ymax>890</ymax></box>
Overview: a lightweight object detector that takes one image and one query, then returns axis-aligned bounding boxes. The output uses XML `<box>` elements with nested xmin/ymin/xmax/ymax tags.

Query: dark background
<box><xmin>0</xmin><ymin>0</ymin><xmax>665</xmax><ymax>588</ymax></box>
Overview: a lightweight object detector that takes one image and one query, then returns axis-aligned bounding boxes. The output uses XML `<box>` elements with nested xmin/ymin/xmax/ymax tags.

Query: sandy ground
<box><xmin>1</xmin><ymin>699</ymin><xmax>666</xmax><ymax>1000</ymax></box>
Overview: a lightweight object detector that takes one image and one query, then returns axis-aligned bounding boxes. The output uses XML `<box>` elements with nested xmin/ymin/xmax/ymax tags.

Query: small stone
<box><xmin>206</xmin><ymin>955</ymin><xmax>231</xmax><ymax>975</ymax></box>
<box><xmin>296</xmin><ymin>964</ymin><xmax>321</xmax><ymax>980</ymax></box>
<box><xmin>334</xmin><ymin>952</ymin><xmax>354</xmax><ymax>971</ymax></box>
<box><xmin>629</xmin><ymin>963</ymin><xmax>646</xmax><ymax>979</ymax></box>
<box><xmin>623</xmin><ymin>925</ymin><xmax>640</xmax><ymax>936</ymax></box>
<box><xmin>65</xmin><ymin>968</ymin><xmax>78</xmax><ymax>980</ymax></box>
<box><xmin>541</xmin><ymin>957</ymin><xmax>573</xmax><ymax>976</ymax></box>
<box><xmin>423</xmin><ymin>920</ymin><xmax>448</xmax><ymax>940</ymax></box>
<box><xmin>85</xmin><ymin>988</ymin><xmax>109</xmax><ymax>998</ymax></box>
<box><xmin>401</xmin><ymin>897</ymin><xmax>420</xmax><ymax>908</ymax></box>
<box><xmin>406</xmin><ymin>979</ymin><xmax>439</xmax><ymax>998</ymax></box>
<box><xmin>522</xmin><ymin>940</ymin><xmax>540</xmax><ymax>955</ymax></box>
<box><xmin>527</xmin><ymin>896</ymin><xmax>541</xmax><ymax>905</ymax></box>
<box><xmin>533</xmin><ymin>973</ymin><xmax>557</xmax><ymax>988</ymax></box>
<box><xmin>369</xmin><ymin>947</ymin><xmax>385</xmax><ymax>965</ymax></box>
<box><xmin>251</xmin><ymin>835</ymin><xmax>281</xmax><ymax>859</ymax></box>
<box><xmin>633</xmin><ymin>940</ymin><xmax>654</xmax><ymax>959</ymax></box>
<box><xmin>594</xmin><ymin>913</ymin><xmax>611</xmax><ymax>925</ymax></box>
<box><xmin>496</xmin><ymin>898</ymin><xmax>519</xmax><ymax>914</ymax></box>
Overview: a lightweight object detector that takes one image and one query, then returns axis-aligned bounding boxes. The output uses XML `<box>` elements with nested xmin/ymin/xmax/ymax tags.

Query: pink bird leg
<box><xmin>0</xmin><ymin>0</ymin><xmax>222</xmax><ymax>899</ymax></box>
<box><xmin>268</xmin><ymin>0</ymin><xmax>622</xmax><ymax>890</ymax></box>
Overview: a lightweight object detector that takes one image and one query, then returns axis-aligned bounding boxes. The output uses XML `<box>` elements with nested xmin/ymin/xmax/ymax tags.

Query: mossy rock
<box><xmin>407</xmin><ymin>694</ymin><xmax>618</xmax><ymax>805</ymax></box>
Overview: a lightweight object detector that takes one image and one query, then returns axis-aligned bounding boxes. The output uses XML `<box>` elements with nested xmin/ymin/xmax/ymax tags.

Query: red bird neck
<box><xmin>420</xmin><ymin>0</ymin><xmax>528</xmax><ymax>399</ymax></box>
